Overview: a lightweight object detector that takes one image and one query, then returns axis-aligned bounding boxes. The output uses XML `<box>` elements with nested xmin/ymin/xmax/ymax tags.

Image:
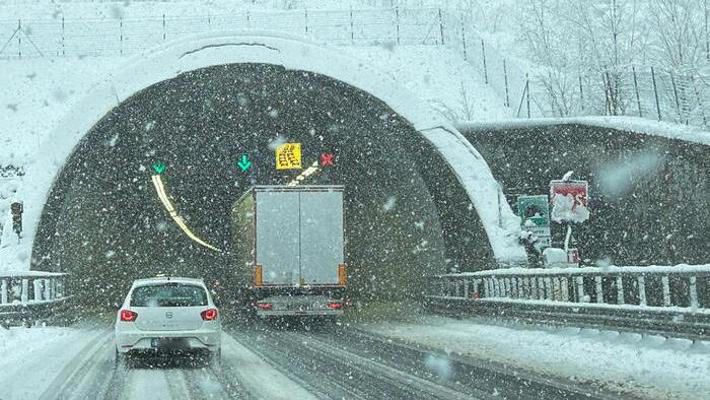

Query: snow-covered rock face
<box><xmin>3</xmin><ymin>31</ymin><xmax>524</xmax><ymax>273</ymax></box>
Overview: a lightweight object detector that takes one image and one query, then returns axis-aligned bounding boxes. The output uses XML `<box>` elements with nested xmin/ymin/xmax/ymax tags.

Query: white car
<box><xmin>114</xmin><ymin>276</ymin><xmax>221</xmax><ymax>365</ymax></box>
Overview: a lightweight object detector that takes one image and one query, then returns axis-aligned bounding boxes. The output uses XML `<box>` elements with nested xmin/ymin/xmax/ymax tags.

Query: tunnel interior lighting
<box><xmin>151</xmin><ymin>174</ymin><xmax>221</xmax><ymax>252</ymax></box>
<box><xmin>288</xmin><ymin>160</ymin><xmax>320</xmax><ymax>186</ymax></box>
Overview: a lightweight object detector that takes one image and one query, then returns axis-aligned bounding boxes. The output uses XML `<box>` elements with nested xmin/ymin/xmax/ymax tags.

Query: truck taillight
<box><xmin>255</xmin><ymin>265</ymin><xmax>263</xmax><ymax>287</ymax></box>
<box><xmin>120</xmin><ymin>310</ymin><xmax>138</xmax><ymax>322</ymax></box>
<box><xmin>256</xmin><ymin>303</ymin><xmax>272</xmax><ymax>311</ymax></box>
<box><xmin>201</xmin><ymin>308</ymin><xmax>218</xmax><ymax>321</ymax></box>
<box><xmin>338</xmin><ymin>263</ymin><xmax>347</xmax><ymax>285</ymax></box>
<box><xmin>327</xmin><ymin>301</ymin><xmax>343</xmax><ymax>310</ymax></box>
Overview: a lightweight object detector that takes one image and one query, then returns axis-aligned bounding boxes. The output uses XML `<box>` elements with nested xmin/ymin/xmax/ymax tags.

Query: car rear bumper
<box><xmin>115</xmin><ymin>329</ymin><xmax>221</xmax><ymax>354</ymax></box>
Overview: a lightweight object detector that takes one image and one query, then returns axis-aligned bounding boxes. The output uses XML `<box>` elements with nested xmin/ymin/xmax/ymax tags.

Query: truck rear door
<box><xmin>299</xmin><ymin>191</ymin><xmax>344</xmax><ymax>285</ymax></box>
<box><xmin>256</xmin><ymin>191</ymin><xmax>300</xmax><ymax>285</ymax></box>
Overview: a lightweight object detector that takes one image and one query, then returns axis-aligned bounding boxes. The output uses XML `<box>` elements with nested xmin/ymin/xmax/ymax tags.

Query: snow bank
<box><xmin>445</xmin><ymin>263</ymin><xmax>710</xmax><ymax>277</ymax></box>
<box><xmin>0</xmin><ymin>326</ymin><xmax>107</xmax><ymax>398</ymax></box>
<box><xmin>456</xmin><ymin>116</ymin><xmax>710</xmax><ymax>146</ymax></box>
<box><xmin>0</xmin><ymin>31</ymin><xmax>524</xmax><ymax>272</ymax></box>
<box><xmin>365</xmin><ymin>316</ymin><xmax>710</xmax><ymax>400</ymax></box>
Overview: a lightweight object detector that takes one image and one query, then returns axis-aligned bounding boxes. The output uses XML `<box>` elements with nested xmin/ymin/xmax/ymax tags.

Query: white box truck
<box><xmin>231</xmin><ymin>185</ymin><xmax>347</xmax><ymax>318</ymax></box>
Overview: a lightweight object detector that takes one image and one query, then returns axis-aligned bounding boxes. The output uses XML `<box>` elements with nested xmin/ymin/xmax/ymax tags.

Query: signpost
<box><xmin>517</xmin><ymin>195</ymin><xmax>551</xmax><ymax>248</ymax></box>
<box><xmin>275</xmin><ymin>143</ymin><xmax>302</xmax><ymax>170</ymax></box>
<box><xmin>11</xmin><ymin>201</ymin><xmax>22</xmax><ymax>238</ymax></box>
<box><xmin>550</xmin><ymin>178</ymin><xmax>589</xmax><ymax>264</ymax></box>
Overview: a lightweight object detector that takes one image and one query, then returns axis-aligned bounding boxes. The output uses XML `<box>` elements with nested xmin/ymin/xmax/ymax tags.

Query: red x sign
<box><xmin>320</xmin><ymin>152</ymin><xmax>335</xmax><ymax>167</ymax></box>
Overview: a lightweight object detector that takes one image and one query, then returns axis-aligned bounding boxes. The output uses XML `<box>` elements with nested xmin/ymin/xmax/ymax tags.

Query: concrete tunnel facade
<box><xmin>12</xmin><ymin>32</ymin><xmax>524</xmax><ymax>305</ymax></box>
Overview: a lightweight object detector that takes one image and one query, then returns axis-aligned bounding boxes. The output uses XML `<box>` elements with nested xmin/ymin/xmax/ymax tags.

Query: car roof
<box><xmin>131</xmin><ymin>276</ymin><xmax>206</xmax><ymax>287</ymax></box>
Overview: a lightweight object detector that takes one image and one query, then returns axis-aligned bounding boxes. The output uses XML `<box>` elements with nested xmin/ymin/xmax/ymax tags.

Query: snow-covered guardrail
<box><xmin>0</xmin><ymin>271</ymin><xmax>70</xmax><ymax>326</ymax></box>
<box><xmin>428</xmin><ymin>265</ymin><xmax>710</xmax><ymax>339</ymax></box>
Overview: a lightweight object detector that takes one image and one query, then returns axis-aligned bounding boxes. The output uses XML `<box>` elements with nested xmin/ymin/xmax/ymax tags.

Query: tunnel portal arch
<box><xmin>18</xmin><ymin>32</ymin><xmax>524</xmax><ymax>278</ymax></box>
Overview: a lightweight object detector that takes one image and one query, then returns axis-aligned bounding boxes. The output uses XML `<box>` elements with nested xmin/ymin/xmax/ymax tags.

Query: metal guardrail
<box><xmin>0</xmin><ymin>271</ymin><xmax>71</xmax><ymax>327</ymax></box>
<box><xmin>427</xmin><ymin>265</ymin><xmax>710</xmax><ymax>340</ymax></box>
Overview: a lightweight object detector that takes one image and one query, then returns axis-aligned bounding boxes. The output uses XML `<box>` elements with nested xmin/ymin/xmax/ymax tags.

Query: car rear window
<box><xmin>130</xmin><ymin>283</ymin><xmax>208</xmax><ymax>307</ymax></box>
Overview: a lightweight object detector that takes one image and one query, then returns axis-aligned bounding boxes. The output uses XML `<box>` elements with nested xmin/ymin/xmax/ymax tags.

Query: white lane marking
<box><xmin>221</xmin><ymin>332</ymin><xmax>317</xmax><ymax>400</ymax></box>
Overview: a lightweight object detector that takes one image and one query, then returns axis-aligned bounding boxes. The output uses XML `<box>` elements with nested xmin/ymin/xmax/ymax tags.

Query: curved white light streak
<box><xmin>151</xmin><ymin>174</ymin><xmax>221</xmax><ymax>252</ymax></box>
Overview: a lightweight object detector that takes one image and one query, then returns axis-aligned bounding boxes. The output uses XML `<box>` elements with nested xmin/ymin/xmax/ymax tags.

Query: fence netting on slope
<box><xmin>0</xmin><ymin>7</ymin><xmax>707</xmax><ymax>129</ymax></box>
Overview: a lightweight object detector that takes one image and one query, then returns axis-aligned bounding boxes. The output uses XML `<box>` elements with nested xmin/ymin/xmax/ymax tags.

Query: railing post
<box><xmin>0</xmin><ymin>279</ymin><xmax>6</xmax><ymax>304</ymax></box>
<box><xmin>616</xmin><ymin>276</ymin><xmax>625</xmax><ymax>304</ymax></box>
<box><xmin>530</xmin><ymin>277</ymin><xmax>538</xmax><ymax>300</ymax></box>
<box><xmin>463</xmin><ymin>279</ymin><xmax>469</xmax><ymax>299</ymax></box>
<box><xmin>689</xmin><ymin>276</ymin><xmax>699</xmax><ymax>309</ymax></box>
<box><xmin>595</xmin><ymin>276</ymin><xmax>603</xmax><ymax>303</ymax></box>
<box><xmin>34</xmin><ymin>279</ymin><xmax>42</xmax><ymax>302</ymax></box>
<box><xmin>576</xmin><ymin>276</ymin><xmax>586</xmax><ymax>302</ymax></box>
<box><xmin>545</xmin><ymin>277</ymin><xmax>552</xmax><ymax>300</ymax></box>
<box><xmin>662</xmin><ymin>275</ymin><xmax>671</xmax><ymax>306</ymax></box>
<box><xmin>638</xmin><ymin>275</ymin><xmax>647</xmax><ymax>306</ymax></box>
<box><xmin>44</xmin><ymin>278</ymin><xmax>51</xmax><ymax>301</ymax></box>
<box><xmin>561</xmin><ymin>277</ymin><xmax>569</xmax><ymax>301</ymax></box>
<box><xmin>21</xmin><ymin>278</ymin><xmax>29</xmax><ymax>304</ymax></box>
<box><xmin>538</xmin><ymin>277</ymin><xmax>546</xmax><ymax>299</ymax></box>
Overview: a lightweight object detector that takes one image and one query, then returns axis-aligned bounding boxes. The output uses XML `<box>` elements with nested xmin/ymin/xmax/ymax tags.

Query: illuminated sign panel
<box><xmin>275</xmin><ymin>143</ymin><xmax>302</xmax><ymax>170</ymax></box>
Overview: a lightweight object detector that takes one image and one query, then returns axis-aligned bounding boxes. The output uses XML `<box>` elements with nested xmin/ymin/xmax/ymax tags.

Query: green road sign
<box><xmin>152</xmin><ymin>161</ymin><xmax>166</xmax><ymax>175</ymax></box>
<box><xmin>517</xmin><ymin>195</ymin><xmax>550</xmax><ymax>227</ymax></box>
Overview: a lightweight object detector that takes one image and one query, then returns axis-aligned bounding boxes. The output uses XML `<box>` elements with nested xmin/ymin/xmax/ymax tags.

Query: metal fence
<box><xmin>0</xmin><ymin>7</ymin><xmax>708</xmax><ymax>129</ymax></box>
<box><xmin>0</xmin><ymin>271</ymin><xmax>70</xmax><ymax>326</ymax></box>
<box><xmin>428</xmin><ymin>265</ymin><xmax>710</xmax><ymax>339</ymax></box>
<box><xmin>0</xmin><ymin>8</ymin><xmax>444</xmax><ymax>58</ymax></box>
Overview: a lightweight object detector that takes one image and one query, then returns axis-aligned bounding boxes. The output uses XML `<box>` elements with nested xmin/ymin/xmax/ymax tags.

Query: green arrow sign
<box><xmin>237</xmin><ymin>154</ymin><xmax>252</xmax><ymax>172</ymax></box>
<box><xmin>152</xmin><ymin>161</ymin><xmax>166</xmax><ymax>174</ymax></box>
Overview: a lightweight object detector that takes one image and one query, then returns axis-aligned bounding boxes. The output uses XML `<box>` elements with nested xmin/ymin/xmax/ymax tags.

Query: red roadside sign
<box><xmin>550</xmin><ymin>180</ymin><xmax>589</xmax><ymax>223</ymax></box>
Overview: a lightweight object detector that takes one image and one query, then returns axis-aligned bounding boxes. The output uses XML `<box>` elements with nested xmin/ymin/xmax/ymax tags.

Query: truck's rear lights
<box><xmin>255</xmin><ymin>265</ymin><xmax>263</xmax><ymax>287</ymax></box>
<box><xmin>338</xmin><ymin>263</ymin><xmax>347</xmax><ymax>286</ymax></box>
<box><xmin>201</xmin><ymin>308</ymin><xmax>218</xmax><ymax>321</ymax></box>
<box><xmin>327</xmin><ymin>302</ymin><xmax>343</xmax><ymax>310</ymax></box>
<box><xmin>256</xmin><ymin>303</ymin><xmax>273</xmax><ymax>311</ymax></box>
<box><xmin>120</xmin><ymin>310</ymin><xmax>138</xmax><ymax>322</ymax></box>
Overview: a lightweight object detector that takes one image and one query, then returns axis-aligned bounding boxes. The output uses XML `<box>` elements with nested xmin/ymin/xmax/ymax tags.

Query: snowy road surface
<box><xmin>1</xmin><ymin>320</ymin><xmax>630</xmax><ymax>400</ymax></box>
<box><xmin>364</xmin><ymin>316</ymin><xmax>710</xmax><ymax>400</ymax></box>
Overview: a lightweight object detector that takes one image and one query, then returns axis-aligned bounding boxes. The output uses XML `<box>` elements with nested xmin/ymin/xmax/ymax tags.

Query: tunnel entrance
<box><xmin>32</xmin><ymin>63</ymin><xmax>494</xmax><ymax>309</ymax></box>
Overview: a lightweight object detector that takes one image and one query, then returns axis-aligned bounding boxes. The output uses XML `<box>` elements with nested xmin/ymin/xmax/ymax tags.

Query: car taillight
<box><xmin>120</xmin><ymin>310</ymin><xmax>138</xmax><ymax>322</ymax></box>
<box><xmin>327</xmin><ymin>302</ymin><xmax>343</xmax><ymax>310</ymax></box>
<box><xmin>256</xmin><ymin>303</ymin><xmax>272</xmax><ymax>311</ymax></box>
<box><xmin>201</xmin><ymin>308</ymin><xmax>218</xmax><ymax>321</ymax></box>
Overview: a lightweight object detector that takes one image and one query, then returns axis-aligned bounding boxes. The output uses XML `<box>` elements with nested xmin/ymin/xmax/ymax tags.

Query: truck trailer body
<box><xmin>232</xmin><ymin>185</ymin><xmax>346</xmax><ymax>317</ymax></box>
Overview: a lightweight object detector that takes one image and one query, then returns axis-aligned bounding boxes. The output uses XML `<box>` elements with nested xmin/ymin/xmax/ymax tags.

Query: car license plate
<box><xmin>151</xmin><ymin>338</ymin><xmax>160</xmax><ymax>348</ymax></box>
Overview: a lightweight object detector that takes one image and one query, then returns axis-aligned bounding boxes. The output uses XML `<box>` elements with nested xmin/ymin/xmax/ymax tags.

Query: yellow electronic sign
<box><xmin>275</xmin><ymin>143</ymin><xmax>302</xmax><ymax>170</ymax></box>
